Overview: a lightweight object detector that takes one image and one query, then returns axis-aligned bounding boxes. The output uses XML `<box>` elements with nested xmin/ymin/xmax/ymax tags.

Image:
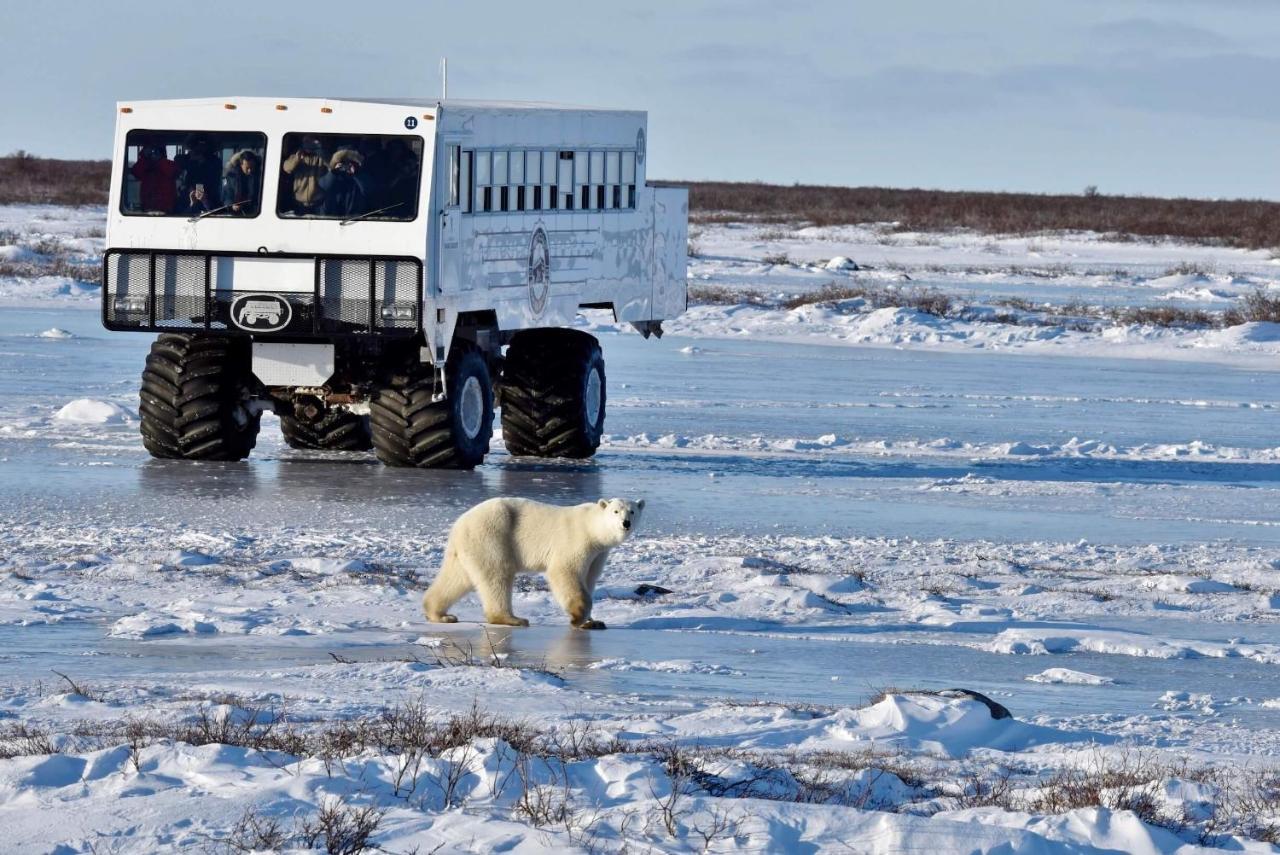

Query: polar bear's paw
<box><xmin>575</xmin><ymin>619</ymin><xmax>608</xmax><ymax>631</ymax></box>
<box><xmin>429</xmin><ymin>614</ymin><xmax>459</xmax><ymax>624</ymax></box>
<box><xmin>486</xmin><ymin>614</ymin><xmax>530</xmax><ymax>627</ymax></box>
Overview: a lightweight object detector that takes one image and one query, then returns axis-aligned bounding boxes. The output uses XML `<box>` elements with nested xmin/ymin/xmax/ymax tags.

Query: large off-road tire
<box><xmin>138</xmin><ymin>333</ymin><xmax>260</xmax><ymax>461</ymax></box>
<box><xmin>500</xmin><ymin>328</ymin><xmax>605</xmax><ymax>459</ymax></box>
<box><xmin>280</xmin><ymin>409</ymin><xmax>372</xmax><ymax>451</ymax></box>
<box><xmin>368</xmin><ymin>347</ymin><xmax>494</xmax><ymax>469</ymax></box>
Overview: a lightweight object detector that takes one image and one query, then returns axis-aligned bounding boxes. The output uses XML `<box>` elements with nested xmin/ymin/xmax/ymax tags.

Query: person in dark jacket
<box><xmin>129</xmin><ymin>145</ymin><xmax>179</xmax><ymax>213</ymax></box>
<box><xmin>319</xmin><ymin>149</ymin><xmax>368</xmax><ymax>218</ymax></box>
<box><xmin>221</xmin><ymin>150</ymin><xmax>261</xmax><ymax>215</ymax></box>
<box><xmin>175</xmin><ymin>135</ymin><xmax>223</xmax><ymax>210</ymax></box>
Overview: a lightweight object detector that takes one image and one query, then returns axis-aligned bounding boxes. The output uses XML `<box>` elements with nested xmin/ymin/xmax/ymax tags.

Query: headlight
<box><xmin>113</xmin><ymin>296</ymin><xmax>148</xmax><ymax>313</ymax></box>
<box><xmin>380</xmin><ymin>303</ymin><xmax>416</xmax><ymax>322</ymax></box>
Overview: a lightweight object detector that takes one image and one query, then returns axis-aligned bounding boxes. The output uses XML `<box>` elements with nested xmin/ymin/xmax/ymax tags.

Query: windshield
<box><xmin>121</xmin><ymin>130</ymin><xmax>267</xmax><ymax>218</ymax></box>
<box><xmin>277</xmin><ymin>133</ymin><xmax>423</xmax><ymax>222</ymax></box>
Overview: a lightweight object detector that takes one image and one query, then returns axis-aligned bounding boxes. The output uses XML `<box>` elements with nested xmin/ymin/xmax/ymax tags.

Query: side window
<box><xmin>493</xmin><ymin>151</ymin><xmax>508</xmax><ymax>212</ymax></box>
<box><xmin>589</xmin><ymin>151</ymin><xmax>604</xmax><ymax>211</ymax></box>
<box><xmin>558</xmin><ymin>151</ymin><xmax>574</xmax><ymax>210</ymax></box>
<box><xmin>622</xmin><ymin>151</ymin><xmax>636</xmax><ymax>209</ymax></box>
<box><xmin>574</xmin><ymin>151</ymin><xmax>589</xmax><ymax>210</ymax></box>
<box><xmin>509</xmin><ymin>150</ymin><xmax>524</xmax><ymax>211</ymax></box>
<box><xmin>605</xmin><ymin>151</ymin><xmax>619</xmax><ymax>210</ymax></box>
<box><xmin>447</xmin><ymin>145</ymin><xmax>460</xmax><ymax>207</ymax></box>
<box><xmin>524</xmin><ymin>150</ymin><xmax>539</xmax><ymax>213</ymax></box>
<box><xmin>542</xmin><ymin>150</ymin><xmax>556</xmax><ymax>211</ymax></box>
<box><xmin>475</xmin><ymin>150</ymin><xmax>491</xmax><ymax>212</ymax></box>
<box><xmin>461</xmin><ymin>150</ymin><xmax>472</xmax><ymax>213</ymax></box>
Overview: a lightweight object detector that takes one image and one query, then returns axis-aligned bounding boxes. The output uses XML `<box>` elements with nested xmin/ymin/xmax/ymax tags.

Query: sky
<box><xmin>3</xmin><ymin>0</ymin><xmax>1279</xmax><ymax>199</ymax></box>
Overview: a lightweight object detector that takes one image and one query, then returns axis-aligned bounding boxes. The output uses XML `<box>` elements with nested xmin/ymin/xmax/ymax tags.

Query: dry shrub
<box><xmin>1235</xmin><ymin>290</ymin><xmax>1280</xmax><ymax>324</ymax></box>
<box><xmin>781</xmin><ymin>283</ymin><xmax>952</xmax><ymax>317</ymax></box>
<box><xmin>298</xmin><ymin>797</ymin><xmax>384</xmax><ymax>855</ymax></box>
<box><xmin>687</xmin><ymin>285</ymin><xmax>773</xmax><ymax>306</ymax></box>
<box><xmin>0</xmin><ymin>151</ymin><xmax>109</xmax><ymax>206</ymax></box>
<box><xmin>1110</xmin><ymin>306</ymin><xmax>1216</xmax><ymax>328</ymax></box>
<box><xmin>661</xmin><ymin>180</ymin><xmax>1280</xmax><ymax>249</ymax></box>
<box><xmin>222</xmin><ymin>806</ymin><xmax>290</xmax><ymax>853</ymax></box>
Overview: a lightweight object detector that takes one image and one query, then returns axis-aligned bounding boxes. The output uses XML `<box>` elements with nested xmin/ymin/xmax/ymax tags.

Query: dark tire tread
<box><xmin>280</xmin><ymin>409</ymin><xmax>372</xmax><ymax>451</ymax></box>
<box><xmin>369</xmin><ymin>347</ymin><xmax>493</xmax><ymax>469</ymax></box>
<box><xmin>500</xmin><ymin>328</ymin><xmax>604</xmax><ymax>459</ymax></box>
<box><xmin>137</xmin><ymin>333</ymin><xmax>260</xmax><ymax>461</ymax></box>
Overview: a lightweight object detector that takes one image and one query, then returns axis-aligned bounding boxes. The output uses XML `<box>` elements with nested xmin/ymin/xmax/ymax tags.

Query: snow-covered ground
<box><xmin>3</xmin><ymin>206</ymin><xmax>1280</xmax><ymax>852</ymax></box>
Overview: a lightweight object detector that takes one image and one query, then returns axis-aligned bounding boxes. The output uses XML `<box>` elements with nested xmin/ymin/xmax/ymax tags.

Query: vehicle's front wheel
<box><xmin>280</xmin><ymin>408</ymin><xmax>372</xmax><ymax>451</ymax></box>
<box><xmin>369</xmin><ymin>347</ymin><xmax>494</xmax><ymax>469</ymax></box>
<box><xmin>500</xmin><ymin>328</ymin><xmax>605</xmax><ymax>459</ymax></box>
<box><xmin>138</xmin><ymin>333</ymin><xmax>260</xmax><ymax>461</ymax></box>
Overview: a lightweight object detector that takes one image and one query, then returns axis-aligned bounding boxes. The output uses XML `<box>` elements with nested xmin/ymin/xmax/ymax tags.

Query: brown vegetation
<box><xmin>2</xmin><ymin>151</ymin><xmax>1277</xmax><ymax>251</ymax></box>
<box><xmin>0</xmin><ymin>151</ymin><xmax>109</xmax><ymax>206</ymax></box>
<box><xmin>657</xmin><ymin>180</ymin><xmax>1280</xmax><ymax>250</ymax></box>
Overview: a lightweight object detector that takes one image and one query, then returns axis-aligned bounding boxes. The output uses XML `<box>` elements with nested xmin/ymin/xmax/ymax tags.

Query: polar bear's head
<box><xmin>594</xmin><ymin>497</ymin><xmax>645</xmax><ymax>546</ymax></box>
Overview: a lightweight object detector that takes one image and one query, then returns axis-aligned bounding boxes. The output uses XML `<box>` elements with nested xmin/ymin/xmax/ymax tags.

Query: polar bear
<box><xmin>423</xmin><ymin>497</ymin><xmax>644</xmax><ymax>630</ymax></box>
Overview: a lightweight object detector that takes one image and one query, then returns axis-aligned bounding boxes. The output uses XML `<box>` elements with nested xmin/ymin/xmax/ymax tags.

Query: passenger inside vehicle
<box><xmin>121</xmin><ymin>131</ymin><xmax>265</xmax><ymax>217</ymax></box>
<box><xmin>278</xmin><ymin>132</ymin><xmax>422</xmax><ymax>221</ymax></box>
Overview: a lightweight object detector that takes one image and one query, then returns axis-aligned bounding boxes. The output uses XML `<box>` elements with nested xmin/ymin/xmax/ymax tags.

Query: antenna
<box><xmin>441</xmin><ymin>57</ymin><xmax>448</xmax><ymax>100</ymax></box>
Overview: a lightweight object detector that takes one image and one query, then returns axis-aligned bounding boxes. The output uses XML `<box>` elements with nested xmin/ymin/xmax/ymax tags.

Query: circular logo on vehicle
<box><xmin>636</xmin><ymin>127</ymin><xmax>646</xmax><ymax>164</ymax></box>
<box><xmin>528</xmin><ymin>227</ymin><xmax>551</xmax><ymax>318</ymax></box>
<box><xmin>404</xmin><ymin>116</ymin><xmax>418</xmax><ymax>129</ymax></box>
<box><xmin>230</xmin><ymin>293</ymin><xmax>292</xmax><ymax>333</ymax></box>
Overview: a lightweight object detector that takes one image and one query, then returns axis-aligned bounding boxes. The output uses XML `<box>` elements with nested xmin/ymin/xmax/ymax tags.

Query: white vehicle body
<box><xmin>102</xmin><ymin>96</ymin><xmax>687</xmax><ymax>381</ymax></box>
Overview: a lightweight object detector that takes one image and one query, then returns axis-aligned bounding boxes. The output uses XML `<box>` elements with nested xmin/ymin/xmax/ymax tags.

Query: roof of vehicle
<box><xmin>117</xmin><ymin>96</ymin><xmax>642</xmax><ymax>115</ymax></box>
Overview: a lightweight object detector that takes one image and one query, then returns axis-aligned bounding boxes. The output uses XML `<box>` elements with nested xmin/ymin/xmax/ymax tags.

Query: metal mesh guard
<box><xmin>319</xmin><ymin>258</ymin><xmax>372</xmax><ymax>327</ymax></box>
<box><xmin>154</xmin><ymin>254</ymin><xmax>208</xmax><ymax>328</ymax></box>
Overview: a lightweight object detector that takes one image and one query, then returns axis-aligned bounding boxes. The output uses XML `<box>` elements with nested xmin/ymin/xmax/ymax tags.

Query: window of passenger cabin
<box><xmin>605</xmin><ymin>151</ymin><xmax>620</xmax><ymax>210</ymax></box>
<box><xmin>514</xmin><ymin>150</ymin><xmax>529</xmax><ymax>212</ymax></box>
<box><xmin>121</xmin><ymin>130</ymin><xmax>267</xmax><ymax>218</ymax></box>
<box><xmin>447</xmin><ymin>145</ymin><xmax>460</xmax><ymax>207</ymax></box>
<box><xmin>574</xmin><ymin>151</ymin><xmax>589</xmax><ymax>209</ymax></box>
<box><xmin>460</xmin><ymin>150</ymin><xmax>472</xmax><ymax>213</ymax></box>
<box><xmin>542</xmin><ymin>151</ymin><xmax>556</xmax><ymax>210</ymax></box>
<box><xmin>474</xmin><ymin>150</ymin><xmax>491</xmax><ymax>212</ymax></box>
<box><xmin>277</xmin><ymin>132</ymin><xmax>423</xmax><ymax>221</ymax></box>
<box><xmin>623</xmin><ymin>150</ymin><xmax>637</xmax><ymax>210</ymax></box>
<box><xmin>558</xmin><ymin>152</ymin><xmax>574</xmax><ymax>210</ymax></box>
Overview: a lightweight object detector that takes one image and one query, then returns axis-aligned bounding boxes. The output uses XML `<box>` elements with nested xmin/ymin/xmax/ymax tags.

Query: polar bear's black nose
<box><xmin>623</xmin><ymin>519</ymin><xmax>631</xmax><ymax>530</ymax></box>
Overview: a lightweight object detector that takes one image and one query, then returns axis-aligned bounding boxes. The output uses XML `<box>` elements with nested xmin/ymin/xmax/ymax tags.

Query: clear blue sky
<box><xmin>5</xmin><ymin>0</ymin><xmax>1279</xmax><ymax>199</ymax></box>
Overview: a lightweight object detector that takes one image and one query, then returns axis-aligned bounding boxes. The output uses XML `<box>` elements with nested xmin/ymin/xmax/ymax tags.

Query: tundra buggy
<box><xmin>103</xmin><ymin>97</ymin><xmax>687</xmax><ymax>468</ymax></box>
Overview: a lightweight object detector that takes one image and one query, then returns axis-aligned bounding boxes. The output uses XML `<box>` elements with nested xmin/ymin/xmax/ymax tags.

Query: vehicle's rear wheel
<box><xmin>280</xmin><ymin>409</ymin><xmax>372</xmax><ymax>451</ymax></box>
<box><xmin>138</xmin><ymin>333</ymin><xmax>260</xmax><ymax>461</ymax></box>
<box><xmin>369</xmin><ymin>347</ymin><xmax>494</xmax><ymax>469</ymax></box>
<box><xmin>500</xmin><ymin>328</ymin><xmax>605</xmax><ymax>459</ymax></box>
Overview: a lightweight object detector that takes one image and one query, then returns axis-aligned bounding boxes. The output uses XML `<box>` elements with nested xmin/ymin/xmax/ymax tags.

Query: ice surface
<box><xmin>4</xmin><ymin>207</ymin><xmax>1280</xmax><ymax>852</ymax></box>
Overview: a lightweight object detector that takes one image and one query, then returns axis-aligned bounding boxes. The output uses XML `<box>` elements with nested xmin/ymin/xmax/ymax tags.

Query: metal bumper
<box><xmin>101</xmin><ymin>249</ymin><xmax>422</xmax><ymax>338</ymax></box>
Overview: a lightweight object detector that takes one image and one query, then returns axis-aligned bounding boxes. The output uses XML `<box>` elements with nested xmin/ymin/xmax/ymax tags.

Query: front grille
<box><xmin>154</xmin><ymin>254</ymin><xmax>215</xmax><ymax>330</ymax></box>
<box><xmin>103</xmin><ymin>250</ymin><xmax>421</xmax><ymax>337</ymax></box>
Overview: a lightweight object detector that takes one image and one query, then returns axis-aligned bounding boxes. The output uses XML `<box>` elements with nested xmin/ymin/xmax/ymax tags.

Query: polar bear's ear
<box><xmin>598</xmin><ymin>499</ymin><xmax>609</xmax><ymax>509</ymax></box>
<box><xmin>637</xmin><ymin>499</ymin><xmax>646</xmax><ymax>509</ymax></box>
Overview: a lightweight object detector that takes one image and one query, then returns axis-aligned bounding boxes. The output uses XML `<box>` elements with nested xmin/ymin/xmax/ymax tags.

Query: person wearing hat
<box><xmin>319</xmin><ymin>148</ymin><xmax>369</xmax><ymax>218</ymax></box>
<box><xmin>281</xmin><ymin>137</ymin><xmax>328</xmax><ymax>214</ymax></box>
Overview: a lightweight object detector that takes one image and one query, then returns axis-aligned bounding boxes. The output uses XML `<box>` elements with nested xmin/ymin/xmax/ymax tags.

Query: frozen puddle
<box><xmin>8</xmin><ymin>620</ymin><xmax>1280</xmax><ymax>729</ymax></box>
